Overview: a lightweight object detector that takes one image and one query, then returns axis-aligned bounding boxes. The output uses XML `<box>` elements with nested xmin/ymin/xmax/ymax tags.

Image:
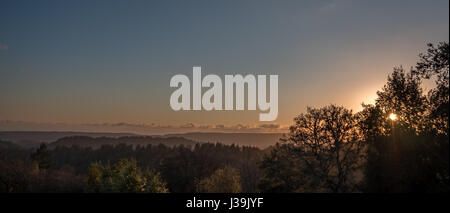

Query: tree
<box><xmin>363</xmin><ymin>42</ymin><xmax>449</xmax><ymax>192</ymax></box>
<box><xmin>260</xmin><ymin>105</ymin><xmax>366</xmax><ymax>192</ymax></box>
<box><xmin>0</xmin><ymin>160</ymin><xmax>32</xmax><ymax>192</ymax></box>
<box><xmin>86</xmin><ymin>158</ymin><xmax>168</xmax><ymax>193</ymax></box>
<box><xmin>196</xmin><ymin>166</ymin><xmax>242</xmax><ymax>193</ymax></box>
<box><xmin>30</xmin><ymin>143</ymin><xmax>52</xmax><ymax>171</ymax></box>
<box><xmin>143</xmin><ymin>169</ymin><xmax>169</xmax><ymax>193</ymax></box>
<box><xmin>86</xmin><ymin>162</ymin><xmax>104</xmax><ymax>192</ymax></box>
<box><xmin>258</xmin><ymin>144</ymin><xmax>305</xmax><ymax>192</ymax></box>
<box><xmin>414</xmin><ymin>42</ymin><xmax>449</xmax><ymax>135</ymax></box>
<box><xmin>376</xmin><ymin>66</ymin><xmax>427</xmax><ymax>133</ymax></box>
<box><xmin>414</xmin><ymin>42</ymin><xmax>449</xmax><ymax>191</ymax></box>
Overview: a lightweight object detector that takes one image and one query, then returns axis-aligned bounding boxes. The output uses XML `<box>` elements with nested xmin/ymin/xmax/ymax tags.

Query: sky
<box><xmin>0</xmin><ymin>0</ymin><xmax>449</xmax><ymax>134</ymax></box>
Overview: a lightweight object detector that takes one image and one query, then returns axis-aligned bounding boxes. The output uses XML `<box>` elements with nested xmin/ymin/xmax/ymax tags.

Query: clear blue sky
<box><xmin>0</xmin><ymin>0</ymin><xmax>448</xmax><ymax>133</ymax></box>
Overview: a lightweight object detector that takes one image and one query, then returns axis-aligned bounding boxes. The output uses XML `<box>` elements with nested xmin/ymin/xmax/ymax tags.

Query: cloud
<box><xmin>258</xmin><ymin>124</ymin><xmax>281</xmax><ymax>129</ymax></box>
<box><xmin>214</xmin><ymin>124</ymin><xmax>225</xmax><ymax>129</ymax></box>
<box><xmin>0</xmin><ymin>45</ymin><xmax>8</xmax><ymax>50</ymax></box>
<box><xmin>233</xmin><ymin>124</ymin><xmax>249</xmax><ymax>130</ymax></box>
<box><xmin>0</xmin><ymin>120</ymin><xmax>288</xmax><ymax>135</ymax></box>
<box><xmin>180</xmin><ymin>123</ymin><xmax>195</xmax><ymax>128</ymax></box>
<box><xmin>198</xmin><ymin>125</ymin><xmax>212</xmax><ymax>129</ymax></box>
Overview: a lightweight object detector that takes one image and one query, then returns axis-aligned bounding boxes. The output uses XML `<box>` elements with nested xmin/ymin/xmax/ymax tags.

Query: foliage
<box><xmin>260</xmin><ymin>105</ymin><xmax>366</xmax><ymax>192</ymax></box>
<box><xmin>86</xmin><ymin>158</ymin><xmax>168</xmax><ymax>193</ymax></box>
<box><xmin>414</xmin><ymin>42</ymin><xmax>449</xmax><ymax>135</ymax></box>
<box><xmin>362</xmin><ymin>42</ymin><xmax>449</xmax><ymax>192</ymax></box>
<box><xmin>258</xmin><ymin>144</ymin><xmax>305</xmax><ymax>192</ymax></box>
<box><xmin>30</xmin><ymin>143</ymin><xmax>52</xmax><ymax>171</ymax></box>
<box><xmin>196</xmin><ymin>166</ymin><xmax>242</xmax><ymax>193</ymax></box>
<box><xmin>376</xmin><ymin>67</ymin><xmax>427</xmax><ymax>133</ymax></box>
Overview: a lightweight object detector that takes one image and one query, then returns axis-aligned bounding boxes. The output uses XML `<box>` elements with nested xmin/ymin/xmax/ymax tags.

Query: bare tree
<box><xmin>279</xmin><ymin>105</ymin><xmax>366</xmax><ymax>192</ymax></box>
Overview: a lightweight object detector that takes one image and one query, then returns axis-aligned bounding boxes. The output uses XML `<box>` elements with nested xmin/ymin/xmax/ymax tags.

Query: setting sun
<box><xmin>389</xmin><ymin>113</ymin><xmax>397</xmax><ymax>121</ymax></box>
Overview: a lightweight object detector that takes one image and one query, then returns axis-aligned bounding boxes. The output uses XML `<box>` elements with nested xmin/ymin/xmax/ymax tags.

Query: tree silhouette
<box><xmin>30</xmin><ymin>143</ymin><xmax>52</xmax><ymax>171</ymax></box>
<box><xmin>363</xmin><ymin>42</ymin><xmax>449</xmax><ymax>192</ymax></box>
<box><xmin>258</xmin><ymin>143</ymin><xmax>304</xmax><ymax>192</ymax></box>
<box><xmin>376</xmin><ymin>67</ymin><xmax>427</xmax><ymax>133</ymax></box>
<box><xmin>414</xmin><ymin>42</ymin><xmax>449</xmax><ymax>135</ymax></box>
<box><xmin>260</xmin><ymin>105</ymin><xmax>366</xmax><ymax>192</ymax></box>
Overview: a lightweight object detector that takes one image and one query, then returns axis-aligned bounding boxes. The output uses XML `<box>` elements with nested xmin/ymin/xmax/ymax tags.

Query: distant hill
<box><xmin>0</xmin><ymin>140</ymin><xmax>22</xmax><ymax>150</ymax></box>
<box><xmin>164</xmin><ymin>132</ymin><xmax>285</xmax><ymax>148</ymax></box>
<box><xmin>0</xmin><ymin>131</ymin><xmax>285</xmax><ymax>149</ymax></box>
<box><xmin>48</xmin><ymin>136</ymin><xmax>199</xmax><ymax>149</ymax></box>
<box><xmin>0</xmin><ymin>131</ymin><xmax>137</xmax><ymax>148</ymax></box>
<box><xmin>0</xmin><ymin>140</ymin><xmax>30</xmax><ymax>160</ymax></box>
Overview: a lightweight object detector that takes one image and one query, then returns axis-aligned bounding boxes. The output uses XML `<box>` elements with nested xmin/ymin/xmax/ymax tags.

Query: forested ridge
<box><xmin>0</xmin><ymin>140</ymin><xmax>266</xmax><ymax>193</ymax></box>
